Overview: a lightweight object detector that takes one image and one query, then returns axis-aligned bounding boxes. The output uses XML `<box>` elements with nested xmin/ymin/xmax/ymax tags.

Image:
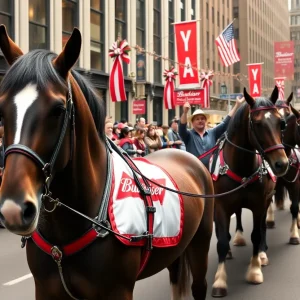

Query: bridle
<box><xmin>225</xmin><ymin>105</ymin><xmax>285</xmax><ymax>158</ymax></box>
<box><xmin>4</xmin><ymin>80</ymin><xmax>75</xmax><ymax>202</ymax></box>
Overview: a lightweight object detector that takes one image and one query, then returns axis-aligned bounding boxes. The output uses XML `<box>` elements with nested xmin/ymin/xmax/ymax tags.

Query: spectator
<box><xmin>179</xmin><ymin>98</ymin><xmax>244</xmax><ymax>168</ymax></box>
<box><xmin>119</xmin><ymin>126</ymin><xmax>143</xmax><ymax>157</ymax></box>
<box><xmin>133</xmin><ymin>128</ymin><xmax>147</xmax><ymax>157</ymax></box>
<box><xmin>168</xmin><ymin>119</ymin><xmax>186</xmax><ymax>151</ymax></box>
<box><xmin>145</xmin><ymin>124</ymin><xmax>163</xmax><ymax>154</ymax></box>
<box><xmin>160</xmin><ymin>125</ymin><xmax>174</xmax><ymax>149</ymax></box>
<box><xmin>105</xmin><ymin>117</ymin><xmax>114</xmax><ymax>140</ymax></box>
<box><xmin>137</xmin><ymin>117</ymin><xmax>146</xmax><ymax>130</ymax></box>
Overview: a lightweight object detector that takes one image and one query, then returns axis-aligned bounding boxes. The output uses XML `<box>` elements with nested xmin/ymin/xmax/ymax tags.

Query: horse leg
<box><xmin>259</xmin><ymin>211</ymin><xmax>269</xmax><ymax>266</ymax></box>
<box><xmin>212</xmin><ymin>209</ymin><xmax>231</xmax><ymax>297</ymax></box>
<box><xmin>266</xmin><ymin>200</ymin><xmax>275</xmax><ymax>228</ymax></box>
<box><xmin>274</xmin><ymin>181</ymin><xmax>285</xmax><ymax>210</ymax></box>
<box><xmin>246</xmin><ymin>212</ymin><xmax>264</xmax><ymax>284</ymax></box>
<box><xmin>233</xmin><ymin>207</ymin><xmax>247</xmax><ymax>247</ymax></box>
<box><xmin>288</xmin><ymin>187</ymin><xmax>300</xmax><ymax>245</ymax></box>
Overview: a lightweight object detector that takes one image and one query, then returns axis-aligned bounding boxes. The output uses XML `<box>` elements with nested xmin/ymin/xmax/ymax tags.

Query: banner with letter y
<box><xmin>247</xmin><ymin>63</ymin><xmax>263</xmax><ymax>98</ymax></box>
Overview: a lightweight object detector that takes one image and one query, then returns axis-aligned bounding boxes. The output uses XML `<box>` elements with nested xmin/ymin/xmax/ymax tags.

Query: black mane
<box><xmin>227</xmin><ymin>97</ymin><xmax>275</xmax><ymax>138</ymax></box>
<box><xmin>0</xmin><ymin>49</ymin><xmax>105</xmax><ymax>140</ymax></box>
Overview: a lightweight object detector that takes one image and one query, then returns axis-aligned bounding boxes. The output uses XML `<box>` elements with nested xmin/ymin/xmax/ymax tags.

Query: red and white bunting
<box><xmin>200</xmin><ymin>70</ymin><xmax>213</xmax><ymax>108</ymax></box>
<box><xmin>247</xmin><ymin>63</ymin><xmax>263</xmax><ymax>98</ymax></box>
<box><xmin>174</xmin><ymin>21</ymin><xmax>200</xmax><ymax>88</ymax></box>
<box><xmin>109</xmin><ymin>40</ymin><xmax>131</xmax><ymax>102</ymax></box>
<box><xmin>163</xmin><ymin>68</ymin><xmax>177</xmax><ymax>109</ymax></box>
<box><xmin>274</xmin><ymin>77</ymin><xmax>285</xmax><ymax>100</ymax></box>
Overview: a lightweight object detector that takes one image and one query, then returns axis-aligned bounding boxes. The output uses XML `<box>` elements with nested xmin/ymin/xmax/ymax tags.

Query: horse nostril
<box><xmin>275</xmin><ymin>161</ymin><xmax>283</xmax><ymax>170</ymax></box>
<box><xmin>23</xmin><ymin>202</ymin><xmax>37</xmax><ymax>225</ymax></box>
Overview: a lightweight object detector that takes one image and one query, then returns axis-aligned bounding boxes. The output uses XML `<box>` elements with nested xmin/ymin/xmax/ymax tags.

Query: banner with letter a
<box><xmin>247</xmin><ymin>63</ymin><xmax>263</xmax><ymax>98</ymax></box>
<box><xmin>174</xmin><ymin>21</ymin><xmax>200</xmax><ymax>89</ymax></box>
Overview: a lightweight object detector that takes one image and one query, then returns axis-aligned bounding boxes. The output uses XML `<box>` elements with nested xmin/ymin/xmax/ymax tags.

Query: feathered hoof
<box><xmin>259</xmin><ymin>252</ymin><xmax>269</xmax><ymax>266</ymax></box>
<box><xmin>266</xmin><ymin>221</ymin><xmax>275</xmax><ymax>229</ymax></box>
<box><xmin>233</xmin><ymin>236</ymin><xmax>246</xmax><ymax>246</ymax></box>
<box><xmin>246</xmin><ymin>270</ymin><xmax>263</xmax><ymax>285</ymax></box>
<box><xmin>289</xmin><ymin>237</ymin><xmax>300</xmax><ymax>245</ymax></box>
<box><xmin>211</xmin><ymin>287</ymin><xmax>228</xmax><ymax>298</ymax></box>
<box><xmin>226</xmin><ymin>250</ymin><xmax>233</xmax><ymax>260</ymax></box>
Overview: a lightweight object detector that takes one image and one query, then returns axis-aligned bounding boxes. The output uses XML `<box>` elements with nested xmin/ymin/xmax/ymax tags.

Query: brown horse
<box><xmin>0</xmin><ymin>26</ymin><xmax>214</xmax><ymax>300</ymax></box>
<box><xmin>211</xmin><ymin>87</ymin><xmax>289</xmax><ymax>297</ymax></box>
<box><xmin>233</xmin><ymin>94</ymin><xmax>300</xmax><ymax>251</ymax></box>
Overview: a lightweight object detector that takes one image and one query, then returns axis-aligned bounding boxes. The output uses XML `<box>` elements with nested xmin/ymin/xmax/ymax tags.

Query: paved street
<box><xmin>1</xmin><ymin>202</ymin><xmax>300</xmax><ymax>299</ymax></box>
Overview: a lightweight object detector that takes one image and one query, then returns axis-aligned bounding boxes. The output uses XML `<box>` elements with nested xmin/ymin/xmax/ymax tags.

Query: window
<box><xmin>0</xmin><ymin>1</ymin><xmax>13</xmax><ymax>37</ymax></box>
<box><xmin>168</xmin><ymin>0</ymin><xmax>175</xmax><ymax>62</ymax></box>
<box><xmin>180</xmin><ymin>0</ymin><xmax>185</xmax><ymax>21</ymax></box>
<box><xmin>29</xmin><ymin>0</ymin><xmax>49</xmax><ymax>50</ymax></box>
<box><xmin>297</xmin><ymin>0</ymin><xmax>300</xmax><ymax>7</ymax></box>
<box><xmin>233</xmin><ymin>7</ymin><xmax>238</xmax><ymax>18</ymax></box>
<box><xmin>90</xmin><ymin>0</ymin><xmax>104</xmax><ymax>70</ymax></box>
<box><xmin>153</xmin><ymin>0</ymin><xmax>161</xmax><ymax>83</ymax></box>
<box><xmin>191</xmin><ymin>0</ymin><xmax>195</xmax><ymax>20</ymax></box>
<box><xmin>206</xmin><ymin>31</ymin><xmax>209</xmax><ymax>50</ymax></box>
<box><xmin>206</xmin><ymin>2</ymin><xmax>209</xmax><ymax>20</ymax></box>
<box><xmin>222</xmin><ymin>15</ymin><xmax>224</xmax><ymax>28</ymax></box>
<box><xmin>212</xmin><ymin>7</ymin><xmax>214</xmax><ymax>23</ymax></box>
<box><xmin>136</xmin><ymin>0</ymin><xmax>145</xmax><ymax>81</ymax></box>
<box><xmin>62</xmin><ymin>0</ymin><xmax>78</xmax><ymax>47</ymax></box>
<box><xmin>217</xmin><ymin>11</ymin><xmax>220</xmax><ymax>26</ymax></box>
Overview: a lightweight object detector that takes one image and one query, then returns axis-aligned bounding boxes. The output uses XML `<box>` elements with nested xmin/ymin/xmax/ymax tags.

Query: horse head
<box><xmin>275</xmin><ymin>92</ymin><xmax>300</xmax><ymax>150</ymax></box>
<box><xmin>0</xmin><ymin>25</ymin><xmax>87</xmax><ymax>235</ymax></box>
<box><xmin>242</xmin><ymin>86</ymin><xmax>288</xmax><ymax>176</ymax></box>
<box><xmin>290</xmin><ymin>103</ymin><xmax>300</xmax><ymax>147</ymax></box>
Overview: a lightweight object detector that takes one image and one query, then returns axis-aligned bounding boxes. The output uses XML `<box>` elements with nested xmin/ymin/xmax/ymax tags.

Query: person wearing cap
<box><xmin>160</xmin><ymin>125</ymin><xmax>174</xmax><ymax>149</ymax></box>
<box><xmin>179</xmin><ymin>98</ymin><xmax>244</xmax><ymax>168</ymax></box>
<box><xmin>119</xmin><ymin>126</ymin><xmax>143</xmax><ymax>157</ymax></box>
<box><xmin>168</xmin><ymin>119</ymin><xmax>186</xmax><ymax>151</ymax></box>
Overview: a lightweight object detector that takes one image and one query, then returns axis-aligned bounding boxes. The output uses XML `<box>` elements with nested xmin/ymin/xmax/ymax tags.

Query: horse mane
<box><xmin>0</xmin><ymin>49</ymin><xmax>106</xmax><ymax>141</ymax></box>
<box><xmin>227</xmin><ymin>97</ymin><xmax>275</xmax><ymax>139</ymax></box>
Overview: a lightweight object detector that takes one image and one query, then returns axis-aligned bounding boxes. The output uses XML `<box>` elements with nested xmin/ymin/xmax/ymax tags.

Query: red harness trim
<box><xmin>31</xmin><ymin>228</ymin><xmax>99</xmax><ymax>257</ymax></box>
<box><xmin>219</xmin><ymin>150</ymin><xmax>260</xmax><ymax>184</ymax></box>
<box><xmin>198</xmin><ymin>145</ymin><xmax>219</xmax><ymax>160</ymax></box>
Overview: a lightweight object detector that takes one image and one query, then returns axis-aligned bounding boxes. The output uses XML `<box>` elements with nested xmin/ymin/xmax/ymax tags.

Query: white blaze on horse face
<box><xmin>278</xmin><ymin>108</ymin><xmax>284</xmax><ymax>117</ymax></box>
<box><xmin>13</xmin><ymin>84</ymin><xmax>38</xmax><ymax>144</ymax></box>
<box><xmin>264</xmin><ymin>111</ymin><xmax>271</xmax><ymax>119</ymax></box>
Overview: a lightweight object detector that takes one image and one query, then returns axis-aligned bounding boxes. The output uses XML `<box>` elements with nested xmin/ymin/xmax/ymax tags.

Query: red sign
<box><xmin>247</xmin><ymin>63</ymin><xmax>263</xmax><ymax>98</ymax></box>
<box><xmin>174</xmin><ymin>21</ymin><xmax>200</xmax><ymax>88</ymax></box>
<box><xmin>132</xmin><ymin>100</ymin><xmax>146</xmax><ymax>114</ymax></box>
<box><xmin>116</xmin><ymin>172</ymin><xmax>166</xmax><ymax>204</ymax></box>
<box><xmin>174</xmin><ymin>89</ymin><xmax>205</xmax><ymax>106</ymax></box>
<box><xmin>274</xmin><ymin>41</ymin><xmax>294</xmax><ymax>80</ymax></box>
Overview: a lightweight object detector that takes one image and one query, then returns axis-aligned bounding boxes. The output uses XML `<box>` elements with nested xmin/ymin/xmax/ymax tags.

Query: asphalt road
<box><xmin>1</xmin><ymin>201</ymin><xmax>300</xmax><ymax>300</ymax></box>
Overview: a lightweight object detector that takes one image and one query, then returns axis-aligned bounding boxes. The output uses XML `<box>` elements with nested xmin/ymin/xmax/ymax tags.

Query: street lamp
<box><xmin>220</xmin><ymin>82</ymin><xmax>231</xmax><ymax>113</ymax></box>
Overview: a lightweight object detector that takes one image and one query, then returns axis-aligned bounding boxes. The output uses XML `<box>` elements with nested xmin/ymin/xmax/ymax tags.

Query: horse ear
<box><xmin>286</xmin><ymin>92</ymin><xmax>293</xmax><ymax>104</ymax></box>
<box><xmin>53</xmin><ymin>28</ymin><xmax>82</xmax><ymax>78</ymax></box>
<box><xmin>291</xmin><ymin>105</ymin><xmax>300</xmax><ymax>119</ymax></box>
<box><xmin>0</xmin><ymin>25</ymin><xmax>23</xmax><ymax>65</ymax></box>
<box><xmin>270</xmin><ymin>86</ymin><xmax>279</xmax><ymax>104</ymax></box>
<box><xmin>243</xmin><ymin>88</ymin><xmax>255</xmax><ymax>107</ymax></box>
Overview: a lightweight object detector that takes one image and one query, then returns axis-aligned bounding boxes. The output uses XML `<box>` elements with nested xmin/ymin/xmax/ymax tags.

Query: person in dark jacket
<box><xmin>119</xmin><ymin>126</ymin><xmax>143</xmax><ymax>157</ymax></box>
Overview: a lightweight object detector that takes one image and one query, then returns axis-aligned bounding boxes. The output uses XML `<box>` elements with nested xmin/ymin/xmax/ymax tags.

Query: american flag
<box><xmin>215</xmin><ymin>23</ymin><xmax>240</xmax><ymax>67</ymax></box>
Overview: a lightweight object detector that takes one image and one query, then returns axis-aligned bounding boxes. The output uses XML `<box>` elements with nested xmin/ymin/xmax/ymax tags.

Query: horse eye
<box><xmin>51</xmin><ymin>105</ymin><xmax>65</xmax><ymax>117</ymax></box>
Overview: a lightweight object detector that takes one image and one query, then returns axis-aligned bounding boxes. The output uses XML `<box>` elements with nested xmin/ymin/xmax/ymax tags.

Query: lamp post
<box><xmin>221</xmin><ymin>82</ymin><xmax>230</xmax><ymax>112</ymax></box>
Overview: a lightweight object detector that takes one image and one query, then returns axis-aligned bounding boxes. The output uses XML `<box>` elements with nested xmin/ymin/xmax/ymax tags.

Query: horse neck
<box><xmin>39</xmin><ymin>78</ymin><xmax>107</xmax><ymax>242</ymax></box>
<box><xmin>283</xmin><ymin>126</ymin><xmax>297</xmax><ymax>157</ymax></box>
<box><xmin>224</xmin><ymin>108</ymin><xmax>257</xmax><ymax>174</ymax></box>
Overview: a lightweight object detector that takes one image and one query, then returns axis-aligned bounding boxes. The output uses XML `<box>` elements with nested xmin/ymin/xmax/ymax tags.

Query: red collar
<box><xmin>31</xmin><ymin>228</ymin><xmax>99</xmax><ymax>259</ymax></box>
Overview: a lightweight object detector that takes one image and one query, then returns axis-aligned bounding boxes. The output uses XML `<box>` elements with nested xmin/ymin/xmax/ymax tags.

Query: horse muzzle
<box><xmin>0</xmin><ymin>198</ymin><xmax>38</xmax><ymax>235</ymax></box>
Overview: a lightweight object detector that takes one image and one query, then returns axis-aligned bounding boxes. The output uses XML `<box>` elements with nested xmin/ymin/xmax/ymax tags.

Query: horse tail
<box><xmin>169</xmin><ymin>251</ymin><xmax>191</xmax><ymax>297</ymax></box>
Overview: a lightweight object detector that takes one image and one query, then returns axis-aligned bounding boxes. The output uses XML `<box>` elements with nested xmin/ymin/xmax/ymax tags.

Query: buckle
<box><xmin>51</xmin><ymin>246</ymin><xmax>63</xmax><ymax>264</ymax></box>
<box><xmin>219</xmin><ymin>165</ymin><xmax>229</xmax><ymax>175</ymax></box>
<box><xmin>93</xmin><ymin>220</ymin><xmax>111</xmax><ymax>238</ymax></box>
<box><xmin>146</xmin><ymin>206</ymin><xmax>156</xmax><ymax>213</ymax></box>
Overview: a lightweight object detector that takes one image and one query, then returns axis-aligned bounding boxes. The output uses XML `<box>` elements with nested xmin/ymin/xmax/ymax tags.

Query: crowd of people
<box><xmin>105</xmin><ymin>97</ymin><xmax>245</xmax><ymax>167</ymax></box>
<box><xmin>105</xmin><ymin>116</ymin><xmax>186</xmax><ymax>157</ymax></box>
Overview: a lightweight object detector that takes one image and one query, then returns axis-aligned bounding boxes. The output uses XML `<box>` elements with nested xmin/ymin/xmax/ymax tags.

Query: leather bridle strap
<box><xmin>4</xmin><ymin>80</ymin><xmax>74</xmax><ymax>179</ymax></box>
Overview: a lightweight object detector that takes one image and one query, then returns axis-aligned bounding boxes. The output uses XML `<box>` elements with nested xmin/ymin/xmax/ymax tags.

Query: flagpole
<box><xmin>221</xmin><ymin>18</ymin><xmax>236</xmax><ymax>33</ymax></box>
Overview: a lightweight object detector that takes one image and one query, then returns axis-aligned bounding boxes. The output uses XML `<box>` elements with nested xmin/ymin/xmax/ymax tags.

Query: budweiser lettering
<box><xmin>116</xmin><ymin>172</ymin><xmax>166</xmax><ymax>204</ymax></box>
<box><xmin>177</xmin><ymin>91</ymin><xmax>201</xmax><ymax>97</ymax></box>
<box><xmin>275</xmin><ymin>52</ymin><xmax>293</xmax><ymax>58</ymax></box>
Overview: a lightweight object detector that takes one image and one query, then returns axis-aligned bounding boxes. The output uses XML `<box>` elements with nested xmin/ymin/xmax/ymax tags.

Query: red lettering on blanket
<box><xmin>116</xmin><ymin>172</ymin><xmax>166</xmax><ymax>204</ymax></box>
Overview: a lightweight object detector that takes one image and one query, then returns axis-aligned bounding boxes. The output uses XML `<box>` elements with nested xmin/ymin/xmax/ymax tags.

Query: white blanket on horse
<box><xmin>108</xmin><ymin>150</ymin><xmax>184</xmax><ymax>247</ymax></box>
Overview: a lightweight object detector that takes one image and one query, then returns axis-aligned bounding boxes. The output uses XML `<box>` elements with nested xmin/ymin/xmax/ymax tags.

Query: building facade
<box><xmin>233</xmin><ymin>0</ymin><xmax>291</xmax><ymax>98</ymax></box>
<box><xmin>290</xmin><ymin>0</ymin><xmax>300</xmax><ymax>106</ymax></box>
<box><xmin>0</xmin><ymin>0</ymin><xmax>239</xmax><ymax>126</ymax></box>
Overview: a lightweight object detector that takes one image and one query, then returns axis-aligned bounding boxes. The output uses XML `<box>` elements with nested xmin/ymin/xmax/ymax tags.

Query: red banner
<box><xmin>174</xmin><ymin>21</ymin><xmax>200</xmax><ymax>88</ymax></box>
<box><xmin>274</xmin><ymin>41</ymin><xmax>294</xmax><ymax>80</ymax></box>
<box><xmin>132</xmin><ymin>100</ymin><xmax>146</xmax><ymax>114</ymax></box>
<box><xmin>247</xmin><ymin>63</ymin><xmax>263</xmax><ymax>98</ymax></box>
<box><xmin>174</xmin><ymin>89</ymin><xmax>205</xmax><ymax>106</ymax></box>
